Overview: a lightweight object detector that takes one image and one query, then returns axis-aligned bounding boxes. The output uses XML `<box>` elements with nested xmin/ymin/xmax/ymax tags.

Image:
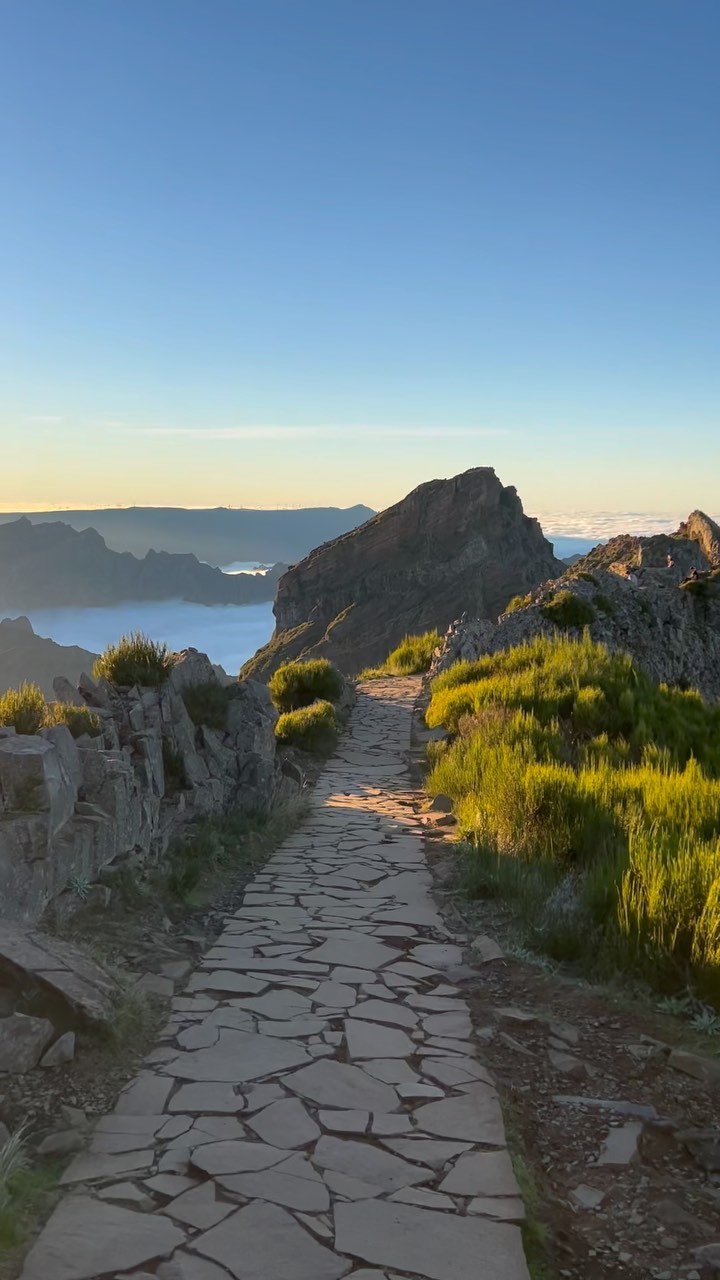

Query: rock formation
<box><xmin>0</xmin><ymin>615</ymin><xmax>97</xmax><ymax>698</ymax></box>
<box><xmin>0</xmin><ymin>517</ymin><xmax>287</xmax><ymax>609</ymax></box>
<box><xmin>0</xmin><ymin>649</ymin><xmax>284</xmax><ymax>925</ymax></box>
<box><xmin>242</xmin><ymin>468</ymin><xmax>563</xmax><ymax>677</ymax></box>
<box><xmin>434</xmin><ymin>511</ymin><xmax>720</xmax><ymax>701</ymax></box>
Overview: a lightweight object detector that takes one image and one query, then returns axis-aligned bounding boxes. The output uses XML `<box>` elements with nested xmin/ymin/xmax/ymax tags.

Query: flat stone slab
<box><xmin>301</xmin><ymin>936</ymin><xmax>399</xmax><ymax>970</ymax></box>
<box><xmin>217</xmin><ymin>1157</ymin><xmax>330</xmax><ymax>1211</ymax></box>
<box><xmin>248</xmin><ymin>1099</ymin><xmax>320</xmax><ymax>1149</ymax></box>
<box><xmin>313</xmin><ymin>1136</ymin><xmax>433</xmax><ymax>1193</ymax></box>
<box><xmin>284</xmin><ymin>1060</ymin><xmax>399</xmax><ymax>1112</ymax></box>
<box><xmin>334</xmin><ymin>1199</ymin><xmax>530</xmax><ymax>1280</ymax></box>
<box><xmin>345</xmin><ymin>1020</ymin><xmax>414</xmax><ymax>1060</ymax></box>
<box><xmin>19</xmin><ymin>1195</ymin><xmax>186</xmax><ymax>1280</ymax></box>
<box><xmin>439</xmin><ymin>1150</ymin><xmax>521</xmax><ymax>1197</ymax></box>
<box><xmin>161</xmin><ymin>1029</ymin><xmax>310</xmax><ymax>1082</ymax></box>
<box><xmin>413</xmin><ymin>1085</ymin><xmax>507</xmax><ymax>1146</ymax></box>
<box><xmin>190</xmin><ymin>1140</ymin><xmax>288</xmax><ymax>1176</ymax></box>
<box><xmin>195</xmin><ymin>1199</ymin><xmax>350</xmax><ymax>1280</ymax></box>
<box><xmin>349</xmin><ymin>999</ymin><xmax>418</xmax><ymax>1028</ymax></box>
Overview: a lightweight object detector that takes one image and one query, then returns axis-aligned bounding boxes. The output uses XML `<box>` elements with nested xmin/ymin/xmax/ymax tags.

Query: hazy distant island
<box><xmin>0</xmin><ymin>517</ymin><xmax>287</xmax><ymax>611</ymax></box>
<box><xmin>0</xmin><ymin>503</ymin><xmax>375</xmax><ymax>564</ymax></box>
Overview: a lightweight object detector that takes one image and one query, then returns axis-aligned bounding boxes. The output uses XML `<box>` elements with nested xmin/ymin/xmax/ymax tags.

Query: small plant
<box><xmin>542</xmin><ymin>590</ymin><xmax>596</xmax><ymax>629</ymax></box>
<box><xmin>360</xmin><ymin>630</ymin><xmax>442</xmax><ymax>678</ymax></box>
<box><xmin>44</xmin><ymin>702</ymin><xmax>101</xmax><ymax>738</ymax></box>
<box><xmin>505</xmin><ymin>592</ymin><xmax>533</xmax><ymax>614</ymax></box>
<box><xmin>93</xmin><ymin>632</ymin><xmax>174</xmax><ymax>688</ymax></box>
<box><xmin>275</xmin><ymin>699</ymin><xmax>338</xmax><ymax>755</ymax></box>
<box><xmin>162</xmin><ymin>737</ymin><xmax>187</xmax><ymax>794</ymax></box>
<box><xmin>269</xmin><ymin>659</ymin><xmax>344</xmax><ymax>712</ymax></box>
<box><xmin>68</xmin><ymin>874</ymin><xmax>92</xmax><ymax>901</ymax></box>
<box><xmin>0</xmin><ymin>682</ymin><xmax>46</xmax><ymax>735</ymax></box>
<box><xmin>182</xmin><ymin>681</ymin><xmax>236</xmax><ymax>730</ymax></box>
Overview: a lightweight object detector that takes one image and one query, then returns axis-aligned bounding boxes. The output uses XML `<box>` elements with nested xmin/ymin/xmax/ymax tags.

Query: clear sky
<box><xmin>1</xmin><ymin>0</ymin><xmax>718</xmax><ymax>520</ymax></box>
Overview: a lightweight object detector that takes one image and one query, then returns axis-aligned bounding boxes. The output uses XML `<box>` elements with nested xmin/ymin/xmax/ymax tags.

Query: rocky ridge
<box><xmin>433</xmin><ymin>510</ymin><xmax>720</xmax><ymax>701</ymax></box>
<box><xmin>0</xmin><ymin>649</ymin><xmax>286</xmax><ymax>927</ymax></box>
<box><xmin>0</xmin><ymin>517</ymin><xmax>286</xmax><ymax>609</ymax></box>
<box><xmin>243</xmin><ymin>468</ymin><xmax>563</xmax><ymax>678</ymax></box>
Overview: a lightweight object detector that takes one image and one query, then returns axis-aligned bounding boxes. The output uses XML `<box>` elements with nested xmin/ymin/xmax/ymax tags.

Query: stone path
<box><xmin>21</xmin><ymin>678</ymin><xmax>529</xmax><ymax>1280</ymax></box>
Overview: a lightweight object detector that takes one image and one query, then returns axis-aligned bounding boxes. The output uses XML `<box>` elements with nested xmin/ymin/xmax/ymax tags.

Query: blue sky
<box><xmin>1</xmin><ymin>0</ymin><xmax>718</xmax><ymax>520</ymax></box>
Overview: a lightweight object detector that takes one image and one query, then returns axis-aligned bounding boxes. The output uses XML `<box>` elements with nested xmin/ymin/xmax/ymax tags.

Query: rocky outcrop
<box><xmin>0</xmin><ymin>616</ymin><xmax>96</xmax><ymax>699</ymax></box>
<box><xmin>0</xmin><ymin>649</ymin><xmax>283</xmax><ymax>925</ymax></box>
<box><xmin>0</xmin><ymin>518</ymin><xmax>286</xmax><ymax>610</ymax></box>
<box><xmin>242</xmin><ymin>469</ymin><xmax>563</xmax><ymax>678</ymax></box>
<box><xmin>433</xmin><ymin>511</ymin><xmax>720</xmax><ymax>701</ymax></box>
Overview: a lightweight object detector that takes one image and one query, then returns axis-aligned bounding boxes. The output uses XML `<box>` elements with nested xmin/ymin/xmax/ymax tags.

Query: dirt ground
<box><xmin>423</xmin><ymin>828</ymin><xmax>720</xmax><ymax>1280</ymax></box>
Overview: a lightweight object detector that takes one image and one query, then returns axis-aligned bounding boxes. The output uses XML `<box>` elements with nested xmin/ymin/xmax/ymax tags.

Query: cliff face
<box><xmin>433</xmin><ymin>511</ymin><xmax>720</xmax><ymax>701</ymax></box>
<box><xmin>0</xmin><ymin>518</ymin><xmax>286</xmax><ymax>609</ymax></box>
<box><xmin>243</xmin><ymin>468</ymin><xmax>563</xmax><ymax>677</ymax></box>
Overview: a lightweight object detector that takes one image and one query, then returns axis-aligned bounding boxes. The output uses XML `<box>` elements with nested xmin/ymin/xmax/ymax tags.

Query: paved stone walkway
<box><xmin>21</xmin><ymin>679</ymin><xmax>529</xmax><ymax>1280</ymax></box>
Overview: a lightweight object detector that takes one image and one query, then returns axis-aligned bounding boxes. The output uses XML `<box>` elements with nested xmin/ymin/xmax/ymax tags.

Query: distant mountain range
<box><xmin>0</xmin><ymin>518</ymin><xmax>287</xmax><ymax>610</ymax></box>
<box><xmin>0</xmin><ymin>504</ymin><xmax>375</xmax><ymax>564</ymax></box>
<box><xmin>0</xmin><ymin>616</ymin><xmax>96</xmax><ymax>698</ymax></box>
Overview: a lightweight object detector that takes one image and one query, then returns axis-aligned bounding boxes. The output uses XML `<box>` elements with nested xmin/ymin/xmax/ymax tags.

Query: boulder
<box><xmin>0</xmin><ymin>923</ymin><xmax>117</xmax><ymax>1024</ymax></box>
<box><xmin>168</xmin><ymin>648</ymin><xmax>219</xmax><ymax>693</ymax></box>
<box><xmin>0</xmin><ymin>1012</ymin><xmax>54</xmax><ymax>1073</ymax></box>
<box><xmin>0</xmin><ymin>735</ymin><xmax>77</xmax><ymax>836</ymax></box>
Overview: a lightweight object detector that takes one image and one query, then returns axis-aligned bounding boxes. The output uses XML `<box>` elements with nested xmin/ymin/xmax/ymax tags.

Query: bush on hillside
<box><xmin>275</xmin><ymin>700</ymin><xmax>338</xmax><ymax>755</ymax></box>
<box><xmin>360</xmin><ymin>630</ymin><xmax>442</xmax><ymax>679</ymax></box>
<box><xmin>504</xmin><ymin>592</ymin><xmax>532</xmax><ymax>615</ymax></box>
<box><xmin>426</xmin><ymin>633</ymin><xmax>720</xmax><ymax>1003</ymax></box>
<box><xmin>45</xmin><ymin>703</ymin><xmax>102</xmax><ymax>738</ymax></box>
<box><xmin>269</xmin><ymin>659</ymin><xmax>344</xmax><ymax>712</ymax></box>
<box><xmin>93</xmin><ymin>633</ymin><xmax>174</xmax><ymax>688</ymax></box>
<box><xmin>542</xmin><ymin>590</ymin><xmax>596</xmax><ymax>629</ymax></box>
<box><xmin>0</xmin><ymin>683</ymin><xmax>46</xmax><ymax>736</ymax></box>
<box><xmin>182</xmin><ymin>681</ymin><xmax>236</xmax><ymax>730</ymax></box>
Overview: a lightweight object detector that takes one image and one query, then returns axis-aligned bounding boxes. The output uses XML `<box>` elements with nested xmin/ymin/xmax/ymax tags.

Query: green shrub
<box><xmin>426</xmin><ymin>633</ymin><xmax>720</xmax><ymax>1004</ymax></box>
<box><xmin>275</xmin><ymin>700</ymin><xmax>338</xmax><ymax>755</ymax></box>
<box><xmin>593</xmin><ymin>592</ymin><xmax>616</xmax><ymax>616</ymax></box>
<box><xmin>269</xmin><ymin>659</ymin><xmax>344</xmax><ymax>712</ymax></box>
<box><xmin>361</xmin><ymin>630</ymin><xmax>442</xmax><ymax>678</ymax></box>
<box><xmin>0</xmin><ymin>683</ymin><xmax>46</xmax><ymax>735</ymax></box>
<box><xmin>384</xmin><ymin>630</ymin><xmax>441</xmax><ymax>674</ymax></box>
<box><xmin>182</xmin><ymin>682</ymin><xmax>236</xmax><ymax>730</ymax></box>
<box><xmin>44</xmin><ymin>702</ymin><xmax>101</xmax><ymax>738</ymax></box>
<box><xmin>504</xmin><ymin>592</ymin><xmax>532</xmax><ymax>614</ymax></box>
<box><xmin>542</xmin><ymin>590</ymin><xmax>596</xmax><ymax>629</ymax></box>
<box><xmin>93</xmin><ymin>632</ymin><xmax>174</xmax><ymax>688</ymax></box>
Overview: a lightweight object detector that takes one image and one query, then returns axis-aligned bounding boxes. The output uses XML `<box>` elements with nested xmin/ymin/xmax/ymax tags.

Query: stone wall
<box><xmin>0</xmin><ymin>649</ymin><xmax>282</xmax><ymax>925</ymax></box>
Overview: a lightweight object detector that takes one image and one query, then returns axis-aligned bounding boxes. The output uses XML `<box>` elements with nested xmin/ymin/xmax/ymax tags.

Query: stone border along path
<box><xmin>21</xmin><ymin>677</ymin><xmax>530</xmax><ymax>1280</ymax></box>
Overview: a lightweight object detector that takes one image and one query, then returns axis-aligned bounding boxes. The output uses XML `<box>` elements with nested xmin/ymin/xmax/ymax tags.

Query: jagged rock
<box><xmin>433</xmin><ymin>510</ymin><xmax>720</xmax><ymax>700</ymax></box>
<box><xmin>37</xmin><ymin>1129</ymin><xmax>85</xmax><ymax>1157</ymax></box>
<box><xmin>40</xmin><ymin>1031</ymin><xmax>76</xmax><ymax>1067</ymax></box>
<box><xmin>0</xmin><ymin>734</ymin><xmax>77</xmax><ymax>836</ymax></box>
<box><xmin>242</xmin><ymin>467</ymin><xmax>562</xmax><ymax>677</ymax></box>
<box><xmin>0</xmin><ymin>1012</ymin><xmax>54</xmax><ymax>1073</ymax></box>
<box><xmin>0</xmin><ymin>923</ymin><xmax>117</xmax><ymax>1023</ymax></box>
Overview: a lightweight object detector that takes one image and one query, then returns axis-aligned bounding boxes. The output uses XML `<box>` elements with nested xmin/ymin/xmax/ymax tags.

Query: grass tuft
<box><xmin>269</xmin><ymin>659</ymin><xmax>344</xmax><ymax>712</ymax></box>
<box><xmin>275</xmin><ymin>699</ymin><xmax>338</xmax><ymax>755</ymax></box>
<box><xmin>542</xmin><ymin>590</ymin><xmax>596</xmax><ymax>629</ymax></box>
<box><xmin>0</xmin><ymin>682</ymin><xmax>46</xmax><ymax>735</ymax></box>
<box><xmin>93</xmin><ymin>632</ymin><xmax>174</xmax><ymax>688</ymax></box>
<box><xmin>360</xmin><ymin>630</ymin><xmax>442</xmax><ymax>678</ymax></box>
<box><xmin>182</xmin><ymin>681</ymin><xmax>236</xmax><ymax>730</ymax></box>
<box><xmin>44</xmin><ymin>702</ymin><xmax>102</xmax><ymax>738</ymax></box>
